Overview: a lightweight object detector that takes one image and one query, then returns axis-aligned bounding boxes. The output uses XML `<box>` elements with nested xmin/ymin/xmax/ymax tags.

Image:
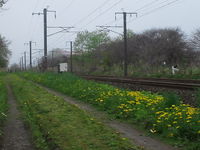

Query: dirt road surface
<box><xmin>2</xmin><ymin>85</ymin><xmax>34</xmax><ymax>150</ymax></box>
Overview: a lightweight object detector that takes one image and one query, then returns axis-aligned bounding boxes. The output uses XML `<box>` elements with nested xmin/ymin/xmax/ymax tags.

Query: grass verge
<box><xmin>0</xmin><ymin>74</ymin><xmax>8</xmax><ymax>147</ymax></box>
<box><xmin>20</xmin><ymin>72</ymin><xmax>200</xmax><ymax>150</ymax></box>
<box><xmin>8</xmin><ymin>74</ymin><xmax>139</xmax><ymax>150</ymax></box>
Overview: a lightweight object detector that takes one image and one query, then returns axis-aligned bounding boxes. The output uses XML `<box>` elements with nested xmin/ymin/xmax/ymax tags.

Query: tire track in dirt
<box><xmin>2</xmin><ymin>85</ymin><xmax>35</xmax><ymax>150</ymax></box>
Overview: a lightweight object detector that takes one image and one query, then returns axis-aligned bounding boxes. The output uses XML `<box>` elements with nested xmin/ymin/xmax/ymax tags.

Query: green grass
<box><xmin>0</xmin><ymin>74</ymin><xmax>8</xmax><ymax>147</ymax></box>
<box><xmin>159</xmin><ymin>92</ymin><xmax>181</xmax><ymax>108</ymax></box>
<box><xmin>194</xmin><ymin>88</ymin><xmax>200</xmax><ymax>107</ymax></box>
<box><xmin>19</xmin><ymin>72</ymin><xmax>200</xmax><ymax>150</ymax></box>
<box><xmin>8</xmin><ymin>74</ymin><xmax>139</xmax><ymax>150</ymax></box>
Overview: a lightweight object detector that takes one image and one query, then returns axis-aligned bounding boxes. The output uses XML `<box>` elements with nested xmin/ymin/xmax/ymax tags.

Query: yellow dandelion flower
<box><xmin>150</xmin><ymin>129</ymin><xmax>157</xmax><ymax>133</ymax></box>
<box><xmin>168</xmin><ymin>133</ymin><xmax>174</xmax><ymax>137</ymax></box>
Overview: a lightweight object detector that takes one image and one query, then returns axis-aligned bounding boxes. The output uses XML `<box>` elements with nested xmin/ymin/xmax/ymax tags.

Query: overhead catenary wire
<box><xmin>128</xmin><ymin>0</ymin><xmax>183</xmax><ymax>24</ymax></box>
<box><xmin>47</xmin><ymin>0</ymin><xmax>112</xmax><ymax>47</ymax></box>
<box><xmin>30</xmin><ymin>0</ymin><xmax>48</xmax><ymax>41</ymax></box>
<box><xmin>134</xmin><ymin>0</ymin><xmax>161</xmax><ymax>12</ymax></box>
<box><xmin>48</xmin><ymin>0</ymin><xmax>122</xmax><ymax>48</ymax></box>
<box><xmin>48</xmin><ymin>0</ymin><xmax>116</xmax><ymax>48</ymax></box>
<box><xmin>26</xmin><ymin>0</ymin><xmax>41</xmax><ymax>40</ymax></box>
<box><xmin>101</xmin><ymin>0</ymin><xmax>156</xmax><ymax>27</ymax></box>
<box><xmin>61</xmin><ymin>0</ymin><xmax>124</xmax><ymax>44</ymax></box>
<box><xmin>40</xmin><ymin>0</ymin><xmax>183</xmax><ymax>52</ymax></box>
<box><xmin>73</xmin><ymin>0</ymin><xmax>113</xmax><ymax>26</ymax></box>
<box><xmin>81</xmin><ymin>0</ymin><xmax>124</xmax><ymax>29</ymax></box>
<box><xmin>135</xmin><ymin>0</ymin><xmax>177</xmax><ymax>13</ymax></box>
<box><xmin>105</xmin><ymin>0</ymin><xmax>169</xmax><ymax>27</ymax></box>
<box><xmin>58</xmin><ymin>0</ymin><xmax>76</xmax><ymax>17</ymax></box>
<box><xmin>103</xmin><ymin>0</ymin><xmax>177</xmax><ymax>28</ymax></box>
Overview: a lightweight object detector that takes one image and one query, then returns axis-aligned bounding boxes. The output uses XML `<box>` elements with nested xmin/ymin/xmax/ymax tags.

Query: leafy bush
<box><xmin>160</xmin><ymin>92</ymin><xmax>181</xmax><ymax>108</ymax></box>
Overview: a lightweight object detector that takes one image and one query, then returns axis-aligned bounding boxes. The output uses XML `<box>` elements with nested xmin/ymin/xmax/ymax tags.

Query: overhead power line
<box><xmin>73</xmin><ymin>0</ymin><xmax>113</xmax><ymax>26</ymax></box>
<box><xmin>128</xmin><ymin>0</ymin><xmax>182</xmax><ymax>24</ymax></box>
<box><xmin>58</xmin><ymin>0</ymin><xmax>124</xmax><ymax>47</ymax></box>
<box><xmin>82</xmin><ymin>0</ymin><xmax>123</xmax><ymax>29</ymax></box>
<box><xmin>58</xmin><ymin>0</ymin><xmax>76</xmax><ymax>17</ymax></box>
<box><xmin>45</xmin><ymin>0</ymin><xmax>182</xmax><ymax>52</ymax></box>
<box><xmin>104</xmin><ymin>0</ymin><xmax>175</xmax><ymax>27</ymax></box>
<box><xmin>135</xmin><ymin>0</ymin><xmax>175</xmax><ymax>13</ymax></box>
<box><xmin>48</xmin><ymin>0</ymin><xmax>116</xmax><ymax>49</ymax></box>
<box><xmin>26</xmin><ymin>0</ymin><xmax>43</xmax><ymax>41</ymax></box>
<box><xmin>135</xmin><ymin>0</ymin><xmax>161</xmax><ymax>12</ymax></box>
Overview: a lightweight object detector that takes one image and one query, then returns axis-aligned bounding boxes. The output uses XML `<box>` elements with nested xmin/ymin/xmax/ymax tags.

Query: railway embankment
<box><xmin>19</xmin><ymin>72</ymin><xmax>200</xmax><ymax>150</ymax></box>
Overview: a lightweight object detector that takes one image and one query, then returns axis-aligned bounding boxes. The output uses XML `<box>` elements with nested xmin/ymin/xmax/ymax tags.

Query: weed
<box><xmin>8</xmin><ymin>75</ymin><xmax>139</xmax><ymax>150</ymax></box>
<box><xmin>0</xmin><ymin>74</ymin><xmax>8</xmax><ymax>145</ymax></box>
<box><xmin>194</xmin><ymin>88</ymin><xmax>200</xmax><ymax>107</ymax></box>
<box><xmin>160</xmin><ymin>92</ymin><xmax>181</xmax><ymax>108</ymax></box>
<box><xmin>19</xmin><ymin>72</ymin><xmax>200</xmax><ymax>150</ymax></box>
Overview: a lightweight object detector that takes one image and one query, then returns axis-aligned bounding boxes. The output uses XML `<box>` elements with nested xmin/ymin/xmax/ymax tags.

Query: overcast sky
<box><xmin>0</xmin><ymin>0</ymin><xmax>199</xmax><ymax>66</ymax></box>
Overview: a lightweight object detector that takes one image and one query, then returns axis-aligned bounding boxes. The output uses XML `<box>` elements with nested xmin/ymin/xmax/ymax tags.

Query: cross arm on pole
<box><xmin>115</xmin><ymin>12</ymin><xmax>137</xmax><ymax>20</ymax></box>
<box><xmin>96</xmin><ymin>25</ymin><xmax>123</xmax><ymax>28</ymax></box>
<box><xmin>47</xmin><ymin>26</ymin><xmax>74</xmax><ymax>29</ymax></box>
<box><xmin>96</xmin><ymin>25</ymin><xmax>123</xmax><ymax>35</ymax></box>
<box><xmin>47</xmin><ymin>10</ymin><xmax>56</xmax><ymax>18</ymax></box>
<box><xmin>32</xmin><ymin>12</ymin><xmax>43</xmax><ymax>16</ymax></box>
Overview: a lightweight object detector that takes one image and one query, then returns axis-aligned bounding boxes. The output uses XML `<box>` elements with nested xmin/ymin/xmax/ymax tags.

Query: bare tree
<box><xmin>190</xmin><ymin>29</ymin><xmax>200</xmax><ymax>51</ymax></box>
<box><xmin>0</xmin><ymin>0</ymin><xmax>7</xmax><ymax>8</ymax></box>
<box><xmin>0</xmin><ymin>35</ymin><xmax>11</xmax><ymax>68</ymax></box>
<box><xmin>72</xmin><ymin>28</ymin><xmax>195</xmax><ymax>75</ymax></box>
<box><xmin>127</xmin><ymin>28</ymin><xmax>191</xmax><ymax>67</ymax></box>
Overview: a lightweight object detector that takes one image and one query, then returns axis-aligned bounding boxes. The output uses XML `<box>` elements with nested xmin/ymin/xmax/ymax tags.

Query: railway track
<box><xmin>80</xmin><ymin>75</ymin><xmax>200</xmax><ymax>90</ymax></box>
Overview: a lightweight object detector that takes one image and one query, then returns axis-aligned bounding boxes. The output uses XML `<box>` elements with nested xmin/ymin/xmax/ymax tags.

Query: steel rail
<box><xmin>80</xmin><ymin>75</ymin><xmax>200</xmax><ymax>90</ymax></box>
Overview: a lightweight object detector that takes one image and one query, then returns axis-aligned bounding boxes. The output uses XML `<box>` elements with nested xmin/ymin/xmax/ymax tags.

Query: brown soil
<box><xmin>2</xmin><ymin>85</ymin><xmax>35</xmax><ymax>150</ymax></box>
<box><xmin>37</xmin><ymin>83</ymin><xmax>179</xmax><ymax>150</ymax></box>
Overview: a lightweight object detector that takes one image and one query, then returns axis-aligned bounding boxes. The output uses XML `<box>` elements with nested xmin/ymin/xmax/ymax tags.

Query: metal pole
<box><xmin>29</xmin><ymin>41</ymin><xmax>32</xmax><ymax>68</ymax></box>
<box><xmin>51</xmin><ymin>51</ymin><xmax>54</xmax><ymax>70</ymax></box>
<box><xmin>32</xmin><ymin>8</ymin><xmax>56</xmax><ymax>71</ymax></box>
<box><xmin>123</xmin><ymin>12</ymin><xmax>127</xmax><ymax>77</ymax></box>
<box><xmin>22</xmin><ymin>56</ymin><xmax>24</xmax><ymax>71</ymax></box>
<box><xmin>20</xmin><ymin>58</ymin><xmax>22</xmax><ymax>71</ymax></box>
<box><xmin>115</xmin><ymin>12</ymin><xmax>137</xmax><ymax>77</ymax></box>
<box><xmin>24</xmin><ymin>52</ymin><xmax>27</xmax><ymax>70</ymax></box>
<box><xmin>44</xmin><ymin>8</ymin><xmax>48</xmax><ymax>70</ymax></box>
<box><xmin>70</xmin><ymin>41</ymin><xmax>73</xmax><ymax>73</ymax></box>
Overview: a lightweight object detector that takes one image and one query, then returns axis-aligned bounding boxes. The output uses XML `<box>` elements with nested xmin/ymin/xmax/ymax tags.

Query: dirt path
<box><xmin>2</xmin><ymin>85</ymin><xmax>35</xmax><ymax>150</ymax></box>
<box><xmin>36</xmin><ymin>83</ymin><xmax>179</xmax><ymax>150</ymax></box>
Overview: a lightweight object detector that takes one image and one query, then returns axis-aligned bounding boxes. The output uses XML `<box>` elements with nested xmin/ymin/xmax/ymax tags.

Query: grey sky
<box><xmin>0</xmin><ymin>0</ymin><xmax>199</xmax><ymax>66</ymax></box>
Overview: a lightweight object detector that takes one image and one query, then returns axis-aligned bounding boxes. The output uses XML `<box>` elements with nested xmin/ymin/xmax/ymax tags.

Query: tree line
<box><xmin>8</xmin><ymin>27</ymin><xmax>200</xmax><ymax>76</ymax></box>
<box><xmin>71</xmin><ymin>28</ymin><xmax>200</xmax><ymax>76</ymax></box>
<box><xmin>0</xmin><ymin>35</ymin><xmax>10</xmax><ymax>68</ymax></box>
<box><xmin>0</xmin><ymin>0</ymin><xmax>10</xmax><ymax>69</ymax></box>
